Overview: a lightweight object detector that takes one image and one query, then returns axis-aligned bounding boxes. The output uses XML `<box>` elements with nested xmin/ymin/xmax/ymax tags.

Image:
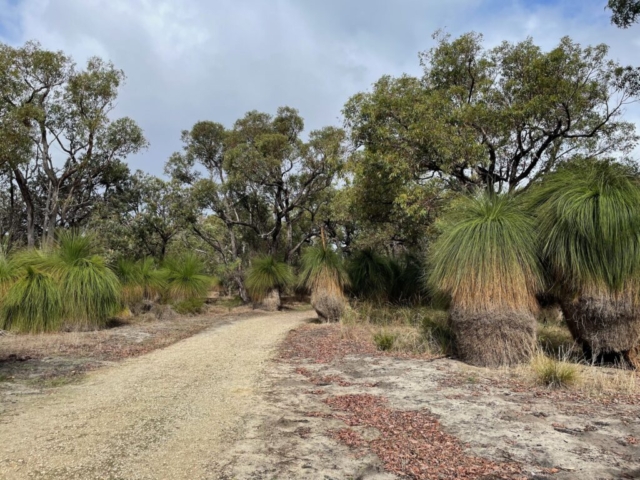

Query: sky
<box><xmin>1</xmin><ymin>0</ymin><xmax>639</xmax><ymax>175</ymax></box>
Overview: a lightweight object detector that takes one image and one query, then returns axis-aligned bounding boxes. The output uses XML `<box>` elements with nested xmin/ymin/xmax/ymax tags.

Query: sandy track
<box><xmin>0</xmin><ymin>310</ymin><xmax>310</xmax><ymax>480</ymax></box>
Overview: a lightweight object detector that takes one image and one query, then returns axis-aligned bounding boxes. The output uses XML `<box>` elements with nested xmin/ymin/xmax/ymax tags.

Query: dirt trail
<box><xmin>0</xmin><ymin>310</ymin><xmax>311</xmax><ymax>480</ymax></box>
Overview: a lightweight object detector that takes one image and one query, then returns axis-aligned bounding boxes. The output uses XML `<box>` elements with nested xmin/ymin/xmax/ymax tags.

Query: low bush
<box><xmin>173</xmin><ymin>297</ymin><xmax>206</xmax><ymax>315</ymax></box>
<box><xmin>373</xmin><ymin>331</ymin><xmax>397</xmax><ymax>351</ymax></box>
<box><xmin>531</xmin><ymin>354</ymin><xmax>580</xmax><ymax>388</ymax></box>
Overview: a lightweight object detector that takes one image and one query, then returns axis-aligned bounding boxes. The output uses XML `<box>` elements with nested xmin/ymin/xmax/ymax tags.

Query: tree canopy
<box><xmin>608</xmin><ymin>0</ymin><xmax>640</xmax><ymax>27</ymax></box>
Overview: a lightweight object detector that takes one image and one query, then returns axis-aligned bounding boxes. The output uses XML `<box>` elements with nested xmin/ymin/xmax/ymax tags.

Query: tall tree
<box><xmin>344</xmin><ymin>33</ymin><xmax>639</xmax><ymax>194</ymax></box>
<box><xmin>166</xmin><ymin>108</ymin><xmax>346</xmax><ymax>300</ymax></box>
<box><xmin>0</xmin><ymin>41</ymin><xmax>147</xmax><ymax>247</ymax></box>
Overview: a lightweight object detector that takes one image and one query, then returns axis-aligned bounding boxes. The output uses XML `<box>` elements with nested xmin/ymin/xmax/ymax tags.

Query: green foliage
<box><xmin>163</xmin><ymin>253</ymin><xmax>215</xmax><ymax>301</ymax></box>
<box><xmin>48</xmin><ymin>231</ymin><xmax>121</xmax><ymax>329</ymax></box>
<box><xmin>428</xmin><ymin>193</ymin><xmax>543</xmax><ymax>313</ymax></box>
<box><xmin>608</xmin><ymin>0</ymin><xmax>640</xmax><ymax>27</ymax></box>
<box><xmin>345</xmin><ymin>33</ymin><xmax>638</xmax><ymax>194</ymax></box>
<box><xmin>531</xmin><ymin>354</ymin><xmax>580</xmax><ymax>388</ymax></box>
<box><xmin>245</xmin><ymin>256</ymin><xmax>294</xmax><ymax>301</ymax></box>
<box><xmin>347</xmin><ymin>249</ymin><xmax>395</xmax><ymax>302</ymax></box>
<box><xmin>172</xmin><ymin>297</ymin><xmax>206</xmax><ymax>315</ymax></box>
<box><xmin>373</xmin><ymin>331</ymin><xmax>397</xmax><ymax>351</ymax></box>
<box><xmin>529</xmin><ymin>159</ymin><xmax>640</xmax><ymax>294</ymax></box>
<box><xmin>537</xmin><ymin>320</ymin><xmax>577</xmax><ymax>359</ymax></box>
<box><xmin>1</xmin><ymin>267</ymin><xmax>63</xmax><ymax>333</ymax></box>
<box><xmin>391</xmin><ymin>253</ymin><xmax>425</xmax><ymax>304</ymax></box>
<box><xmin>299</xmin><ymin>244</ymin><xmax>349</xmax><ymax>294</ymax></box>
<box><xmin>114</xmin><ymin>257</ymin><xmax>167</xmax><ymax>304</ymax></box>
<box><xmin>0</xmin><ymin>253</ymin><xmax>19</xmax><ymax>299</ymax></box>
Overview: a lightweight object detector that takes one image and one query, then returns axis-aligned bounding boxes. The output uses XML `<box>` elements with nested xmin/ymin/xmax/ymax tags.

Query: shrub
<box><xmin>1</xmin><ymin>267</ymin><xmax>63</xmax><ymax>333</ymax></box>
<box><xmin>373</xmin><ymin>331</ymin><xmax>397</xmax><ymax>351</ymax></box>
<box><xmin>300</xmin><ymin>244</ymin><xmax>349</xmax><ymax>322</ymax></box>
<box><xmin>0</xmin><ymin>253</ymin><xmax>19</xmax><ymax>300</ymax></box>
<box><xmin>173</xmin><ymin>297</ymin><xmax>206</xmax><ymax>315</ymax></box>
<box><xmin>537</xmin><ymin>321</ymin><xmax>577</xmax><ymax>358</ymax></box>
<box><xmin>347</xmin><ymin>249</ymin><xmax>395</xmax><ymax>302</ymax></box>
<box><xmin>531</xmin><ymin>354</ymin><xmax>580</xmax><ymax>388</ymax></box>
<box><xmin>164</xmin><ymin>253</ymin><xmax>214</xmax><ymax>301</ymax></box>
<box><xmin>391</xmin><ymin>253</ymin><xmax>425</xmax><ymax>304</ymax></box>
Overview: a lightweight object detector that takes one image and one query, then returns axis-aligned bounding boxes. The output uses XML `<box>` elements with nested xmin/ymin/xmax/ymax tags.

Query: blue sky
<box><xmin>1</xmin><ymin>0</ymin><xmax>638</xmax><ymax>174</ymax></box>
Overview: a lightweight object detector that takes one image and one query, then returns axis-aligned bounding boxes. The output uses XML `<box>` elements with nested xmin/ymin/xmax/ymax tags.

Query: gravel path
<box><xmin>0</xmin><ymin>310</ymin><xmax>310</xmax><ymax>480</ymax></box>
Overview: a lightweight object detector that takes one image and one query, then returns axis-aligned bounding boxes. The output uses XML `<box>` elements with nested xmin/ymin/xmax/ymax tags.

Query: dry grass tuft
<box><xmin>531</xmin><ymin>354</ymin><xmax>581</xmax><ymax>388</ymax></box>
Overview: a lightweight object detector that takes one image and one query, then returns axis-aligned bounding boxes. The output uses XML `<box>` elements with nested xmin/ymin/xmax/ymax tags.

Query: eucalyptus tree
<box><xmin>345</xmin><ymin>33</ymin><xmax>639</xmax><ymax>196</ymax></box>
<box><xmin>0</xmin><ymin>41</ymin><xmax>147</xmax><ymax>247</ymax></box>
<box><xmin>608</xmin><ymin>0</ymin><xmax>640</xmax><ymax>27</ymax></box>
<box><xmin>166</xmin><ymin>107</ymin><xmax>346</xmax><ymax>300</ymax></box>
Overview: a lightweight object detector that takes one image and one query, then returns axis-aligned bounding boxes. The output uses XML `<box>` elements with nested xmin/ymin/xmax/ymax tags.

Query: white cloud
<box><xmin>1</xmin><ymin>0</ymin><xmax>639</xmax><ymax>173</ymax></box>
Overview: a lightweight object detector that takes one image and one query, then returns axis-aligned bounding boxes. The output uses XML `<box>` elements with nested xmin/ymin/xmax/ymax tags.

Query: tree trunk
<box><xmin>12</xmin><ymin>168</ymin><xmax>36</xmax><ymax>247</ymax></box>
<box><xmin>255</xmin><ymin>288</ymin><xmax>281</xmax><ymax>312</ymax></box>
<box><xmin>234</xmin><ymin>274</ymin><xmax>249</xmax><ymax>303</ymax></box>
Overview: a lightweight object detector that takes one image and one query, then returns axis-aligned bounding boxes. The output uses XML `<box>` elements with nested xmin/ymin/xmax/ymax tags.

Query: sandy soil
<box><xmin>219</xmin><ymin>324</ymin><xmax>640</xmax><ymax>480</ymax></box>
<box><xmin>2</xmin><ymin>314</ymin><xmax>638</xmax><ymax>480</ymax></box>
<box><xmin>0</xmin><ymin>310</ymin><xmax>311</xmax><ymax>480</ymax></box>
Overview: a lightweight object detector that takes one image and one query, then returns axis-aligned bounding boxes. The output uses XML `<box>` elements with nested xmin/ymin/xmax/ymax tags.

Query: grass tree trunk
<box><xmin>257</xmin><ymin>288</ymin><xmax>281</xmax><ymax>312</ymax></box>
<box><xmin>561</xmin><ymin>291</ymin><xmax>640</xmax><ymax>366</ymax></box>
<box><xmin>311</xmin><ymin>289</ymin><xmax>345</xmax><ymax>323</ymax></box>
<box><xmin>449</xmin><ymin>308</ymin><xmax>537</xmax><ymax>368</ymax></box>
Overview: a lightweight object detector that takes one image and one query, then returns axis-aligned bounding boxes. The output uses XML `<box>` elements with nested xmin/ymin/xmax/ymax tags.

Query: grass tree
<box><xmin>163</xmin><ymin>253</ymin><xmax>215</xmax><ymax>301</ymax></box>
<box><xmin>245</xmin><ymin>256</ymin><xmax>294</xmax><ymax>311</ymax></box>
<box><xmin>48</xmin><ymin>231</ymin><xmax>121</xmax><ymax>330</ymax></box>
<box><xmin>114</xmin><ymin>257</ymin><xmax>167</xmax><ymax>311</ymax></box>
<box><xmin>530</xmin><ymin>159</ymin><xmax>640</xmax><ymax>366</ymax></box>
<box><xmin>0</xmin><ymin>253</ymin><xmax>19</xmax><ymax>301</ymax></box>
<box><xmin>428</xmin><ymin>193</ymin><xmax>544</xmax><ymax>367</ymax></box>
<box><xmin>347</xmin><ymin>249</ymin><xmax>395</xmax><ymax>303</ymax></box>
<box><xmin>0</xmin><ymin>266</ymin><xmax>63</xmax><ymax>333</ymax></box>
<box><xmin>299</xmin><ymin>243</ymin><xmax>349</xmax><ymax>322</ymax></box>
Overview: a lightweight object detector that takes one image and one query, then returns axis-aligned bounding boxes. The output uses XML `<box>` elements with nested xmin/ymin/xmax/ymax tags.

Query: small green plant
<box><xmin>373</xmin><ymin>331</ymin><xmax>397</xmax><ymax>351</ymax></box>
<box><xmin>537</xmin><ymin>322</ymin><xmax>577</xmax><ymax>359</ymax></box>
<box><xmin>173</xmin><ymin>297</ymin><xmax>206</xmax><ymax>315</ymax></box>
<box><xmin>531</xmin><ymin>354</ymin><xmax>580</xmax><ymax>388</ymax></box>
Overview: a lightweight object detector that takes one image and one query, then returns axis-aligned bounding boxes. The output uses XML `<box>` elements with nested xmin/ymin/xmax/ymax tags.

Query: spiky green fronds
<box><xmin>163</xmin><ymin>253</ymin><xmax>215</xmax><ymax>301</ymax></box>
<box><xmin>114</xmin><ymin>257</ymin><xmax>167</xmax><ymax>304</ymax></box>
<box><xmin>113</xmin><ymin>257</ymin><xmax>143</xmax><ymax>304</ymax></box>
<box><xmin>245</xmin><ymin>256</ymin><xmax>294</xmax><ymax>301</ymax></box>
<box><xmin>299</xmin><ymin>245</ymin><xmax>349</xmax><ymax>295</ymax></box>
<box><xmin>347</xmin><ymin>249</ymin><xmax>395</xmax><ymax>301</ymax></box>
<box><xmin>428</xmin><ymin>193</ymin><xmax>543</xmax><ymax>313</ymax></box>
<box><xmin>1</xmin><ymin>267</ymin><xmax>64</xmax><ymax>333</ymax></box>
<box><xmin>391</xmin><ymin>253</ymin><xmax>424</xmax><ymax>304</ymax></box>
<box><xmin>529</xmin><ymin>159</ymin><xmax>640</xmax><ymax>294</ymax></box>
<box><xmin>48</xmin><ymin>231</ymin><xmax>121</xmax><ymax>329</ymax></box>
<box><xmin>0</xmin><ymin>253</ymin><xmax>20</xmax><ymax>299</ymax></box>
